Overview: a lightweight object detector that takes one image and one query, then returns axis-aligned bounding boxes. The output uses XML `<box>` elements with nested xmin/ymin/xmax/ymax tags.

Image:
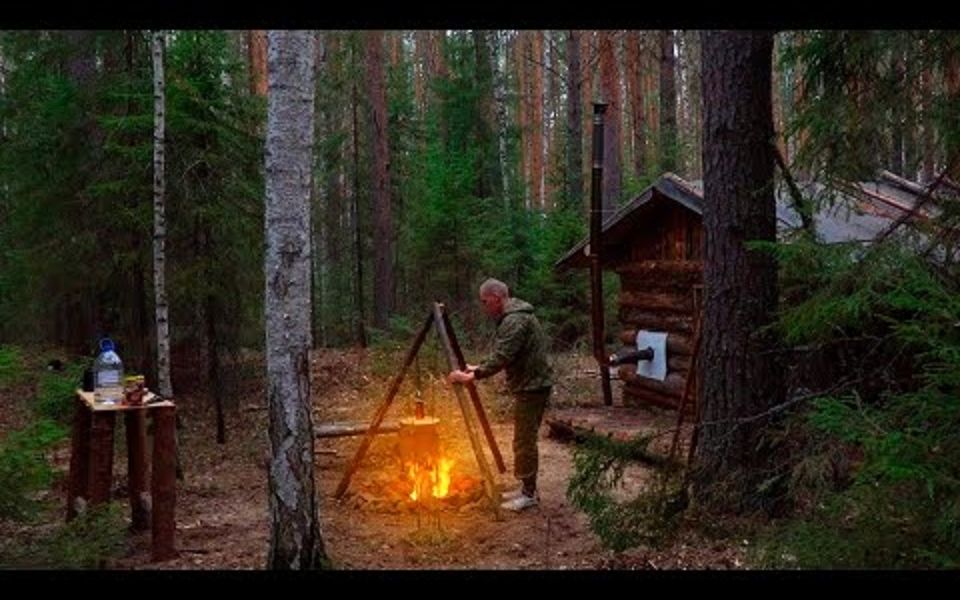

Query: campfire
<box><xmin>399</xmin><ymin>401</ymin><xmax>444</xmax><ymax>501</ymax></box>
<box><xmin>348</xmin><ymin>401</ymin><xmax>484</xmax><ymax>514</ymax></box>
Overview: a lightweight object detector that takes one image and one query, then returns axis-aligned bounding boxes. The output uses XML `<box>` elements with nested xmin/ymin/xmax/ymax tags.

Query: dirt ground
<box><xmin>5</xmin><ymin>347</ymin><xmax>750</xmax><ymax>570</ymax></box>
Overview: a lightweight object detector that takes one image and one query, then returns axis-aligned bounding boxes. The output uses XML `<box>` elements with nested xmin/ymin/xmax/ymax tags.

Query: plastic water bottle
<box><xmin>93</xmin><ymin>338</ymin><xmax>124</xmax><ymax>404</ymax></box>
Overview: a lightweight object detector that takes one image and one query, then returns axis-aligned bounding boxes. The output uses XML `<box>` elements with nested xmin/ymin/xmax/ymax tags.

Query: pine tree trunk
<box><xmin>493</xmin><ymin>30</ymin><xmax>511</xmax><ymax>205</ymax></box>
<box><xmin>643</xmin><ymin>32</ymin><xmax>660</xmax><ymax>171</ymax></box>
<box><xmin>531</xmin><ymin>31</ymin><xmax>545</xmax><ymax>209</ymax></box>
<box><xmin>249</xmin><ymin>30</ymin><xmax>268</xmax><ymax>96</ymax></box>
<box><xmin>890</xmin><ymin>47</ymin><xmax>905</xmax><ymax>176</ymax></box>
<box><xmin>320</xmin><ymin>33</ymin><xmax>343</xmax><ymax>346</ymax></box>
<box><xmin>516</xmin><ymin>32</ymin><xmax>530</xmax><ymax>209</ymax></box>
<box><xmin>152</xmin><ymin>31</ymin><xmax>173</xmax><ymax>400</ymax></box>
<box><xmin>946</xmin><ymin>41</ymin><xmax>960</xmax><ymax>180</ymax></box>
<box><xmin>206</xmin><ymin>293</ymin><xmax>225</xmax><ymax>444</ymax></box>
<box><xmin>473</xmin><ymin>30</ymin><xmax>495</xmax><ymax>200</ymax></box>
<box><xmin>566</xmin><ymin>30</ymin><xmax>584</xmax><ymax>210</ymax></box>
<box><xmin>625</xmin><ymin>31</ymin><xmax>645</xmax><ymax>179</ymax></box>
<box><xmin>660</xmin><ymin>30</ymin><xmax>678</xmax><ymax>172</ymax></box>
<box><xmin>365</xmin><ymin>31</ymin><xmax>394</xmax><ymax>330</ymax></box>
<box><xmin>681</xmin><ymin>30</ymin><xmax>703</xmax><ymax>179</ymax></box>
<box><xmin>415</xmin><ymin>31</ymin><xmax>428</xmax><ymax>112</ymax></box>
<box><xmin>312</xmin><ymin>31</ymin><xmax>325</xmax><ymax>348</ymax></box>
<box><xmin>388</xmin><ymin>31</ymin><xmax>401</xmax><ymax>68</ymax></box>
<box><xmin>351</xmin><ymin>72</ymin><xmax>367</xmax><ymax>348</ymax></box>
<box><xmin>920</xmin><ymin>54</ymin><xmax>936</xmax><ymax>183</ymax></box>
<box><xmin>264</xmin><ymin>30</ymin><xmax>327</xmax><ymax>569</ymax></box>
<box><xmin>545</xmin><ymin>31</ymin><xmax>558</xmax><ymax>209</ymax></box>
<box><xmin>696</xmin><ymin>30</ymin><xmax>784</xmax><ymax>513</ymax></box>
<box><xmin>599</xmin><ymin>30</ymin><xmax>622</xmax><ymax>210</ymax></box>
<box><xmin>581</xmin><ymin>32</ymin><xmax>596</xmax><ymax>195</ymax></box>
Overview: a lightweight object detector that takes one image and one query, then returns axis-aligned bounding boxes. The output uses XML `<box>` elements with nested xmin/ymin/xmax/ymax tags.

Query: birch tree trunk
<box><xmin>152</xmin><ymin>31</ymin><xmax>173</xmax><ymax>401</ymax></box>
<box><xmin>264</xmin><ymin>29</ymin><xmax>327</xmax><ymax>570</ymax></box>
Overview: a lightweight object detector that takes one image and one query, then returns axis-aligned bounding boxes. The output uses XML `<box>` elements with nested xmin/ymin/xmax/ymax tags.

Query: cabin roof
<box><xmin>556</xmin><ymin>171</ymin><xmax>937</xmax><ymax>271</ymax></box>
<box><xmin>555</xmin><ymin>173</ymin><xmax>704</xmax><ymax>270</ymax></box>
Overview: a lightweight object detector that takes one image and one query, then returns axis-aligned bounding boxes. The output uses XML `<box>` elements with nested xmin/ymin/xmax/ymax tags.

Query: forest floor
<box><xmin>3</xmin><ymin>346</ymin><xmax>752</xmax><ymax>570</ymax></box>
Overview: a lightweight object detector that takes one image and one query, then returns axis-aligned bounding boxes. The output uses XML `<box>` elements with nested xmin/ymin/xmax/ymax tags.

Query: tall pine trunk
<box><xmin>249</xmin><ymin>30</ymin><xmax>268</xmax><ymax>96</ymax></box>
<box><xmin>599</xmin><ymin>30</ymin><xmax>622</xmax><ymax>210</ymax></box>
<box><xmin>660</xmin><ymin>30</ymin><xmax>678</xmax><ymax>172</ymax></box>
<box><xmin>264</xmin><ymin>30</ymin><xmax>327</xmax><ymax>569</ymax></box>
<box><xmin>493</xmin><ymin>30</ymin><xmax>510</xmax><ymax>205</ymax></box>
<box><xmin>624</xmin><ymin>31</ymin><xmax>645</xmax><ymax>179</ymax></box>
<box><xmin>365</xmin><ymin>31</ymin><xmax>394</xmax><ymax>330</ymax></box>
<box><xmin>566</xmin><ymin>30</ymin><xmax>584</xmax><ymax>210</ymax></box>
<box><xmin>919</xmin><ymin>52</ymin><xmax>936</xmax><ymax>183</ymax></box>
<box><xmin>516</xmin><ymin>32</ymin><xmax>530</xmax><ymax>209</ymax></box>
<box><xmin>697</xmin><ymin>30</ymin><xmax>783</xmax><ymax>513</ymax></box>
<box><xmin>946</xmin><ymin>41</ymin><xmax>960</xmax><ymax>180</ymax></box>
<box><xmin>152</xmin><ymin>31</ymin><xmax>173</xmax><ymax>400</ymax></box>
<box><xmin>531</xmin><ymin>31</ymin><xmax>545</xmax><ymax>209</ymax></box>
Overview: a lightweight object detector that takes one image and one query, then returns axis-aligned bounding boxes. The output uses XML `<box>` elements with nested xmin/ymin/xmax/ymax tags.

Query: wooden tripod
<box><xmin>334</xmin><ymin>302</ymin><xmax>506</xmax><ymax>519</ymax></box>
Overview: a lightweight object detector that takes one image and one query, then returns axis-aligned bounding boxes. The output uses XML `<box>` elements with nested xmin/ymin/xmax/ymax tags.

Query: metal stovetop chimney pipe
<box><xmin>590</xmin><ymin>102</ymin><xmax>613</xmax><ymax>406</ymax></box>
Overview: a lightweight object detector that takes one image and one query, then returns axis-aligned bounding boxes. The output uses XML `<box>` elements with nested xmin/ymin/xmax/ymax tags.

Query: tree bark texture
<box><xmin>264</xmin><ymin>30</ymin><xmax>327</xmax><ymax>569</ymax></box>
<box><xmin>697</xmin><ymin>30</ymin><xmax>784</xmax><ymax>512</ymax></box>
<box><xmin>365</xmin><ymin>31</ymin><xmax>395</xmax><ymax>330</ymax></box>
<box><xmin>152</xmin><ymin>31</ymin><xmax>173</xmax><ymax>400</ymax></box>
<box><xmin>566</xmin><ymin>30</ymin><xmax>584</xmax><ymax>211</ymax></box>
<box><xmin>660</xmin><ymin>30</ymin><xmax>678</xmax><ymax>173</ymax></box>
<box><xmin>249</xmin><ymin>30</ymin><xmax>268</xmax><ymax>97</ymax></box>
<box><xmin>599</xmin><ymin>31</ymin><xmax>622</xmax><ymax>210</ymax></box>
<box><xmin>625</xmin><ymin>31</ymin><xmax>645</xmax><ymax>179</ymax></box>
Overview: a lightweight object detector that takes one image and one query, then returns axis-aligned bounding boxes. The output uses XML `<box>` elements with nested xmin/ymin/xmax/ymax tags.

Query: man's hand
<box><xmin>448</xmin><ymin>369</ymin><xmax>475</xmax><ymax>384</ymax></box>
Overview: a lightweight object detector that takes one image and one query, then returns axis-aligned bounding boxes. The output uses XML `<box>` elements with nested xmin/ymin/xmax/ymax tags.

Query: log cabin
<box><xmin>555</xmin><ymin>171</ymin><xmax>945</xmax><ymax>412</ymax></box>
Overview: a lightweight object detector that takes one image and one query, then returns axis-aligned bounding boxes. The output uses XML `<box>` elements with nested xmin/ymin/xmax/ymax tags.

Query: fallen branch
<box><xmin>545</xmin><ymin>418</ymin><xmax>680</xmax><ymax>470</ymax></box>
<box><xmin>316</xmin><ymin>421</ymin><xmax>400</xmax><ymax>438</ymax></box>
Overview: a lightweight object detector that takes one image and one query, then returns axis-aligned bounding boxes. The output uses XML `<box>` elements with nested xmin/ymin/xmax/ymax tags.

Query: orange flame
<box><xmin>432</xmin><ymin>457</ymin><xmax>454</xmax><ymax>498</ymax></box>
<box><xmin>407</xmin><ymin>456</ymin><xmax>456</xmax><ymax>502</ymax></box>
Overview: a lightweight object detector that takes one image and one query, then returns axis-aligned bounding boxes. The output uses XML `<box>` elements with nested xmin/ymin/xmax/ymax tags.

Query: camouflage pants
<box><xmin>512</xmin><ymin>388</ymin><xmax>550</xmax><ymax>495</ymax></box>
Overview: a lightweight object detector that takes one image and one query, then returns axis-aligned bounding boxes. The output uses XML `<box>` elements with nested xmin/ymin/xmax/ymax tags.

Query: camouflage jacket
<box><xmin>473</xmin><ymin>298</ymin><xmax>554</xmax><ymax>393</ymax></box>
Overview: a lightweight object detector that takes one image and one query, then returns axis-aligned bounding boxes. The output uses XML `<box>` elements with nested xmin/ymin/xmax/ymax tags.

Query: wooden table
<box><xmin>67</xmin><ymin>389</ymin><xmax>177</xmax><ymax>562</ymax></box>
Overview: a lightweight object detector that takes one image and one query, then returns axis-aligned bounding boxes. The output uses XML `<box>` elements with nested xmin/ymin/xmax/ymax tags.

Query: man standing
<box><xmin>449</xmin><ymin>278</ymin><xmax>554</xmax><ymax>512</ymax></box>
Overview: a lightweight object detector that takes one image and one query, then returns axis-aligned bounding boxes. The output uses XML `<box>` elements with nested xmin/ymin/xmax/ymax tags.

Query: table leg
<box><xmin>66</xmin><ymin>396</ymin><xmax>92</xmax><ymax>521</ymax></box>
<box><xmin>125</xmin><ymin>410</ymin><xmax>149</xmax><ymax>531</ymax></box>
<box><xmin>88</xmin><ymin>411</ymin><xmax>116</xmax><ymax>506</ymax></box>
<box><xmin>151</xmin><ymin>405</ymin><xmax>177</xmax><ymax>561</ymax></box>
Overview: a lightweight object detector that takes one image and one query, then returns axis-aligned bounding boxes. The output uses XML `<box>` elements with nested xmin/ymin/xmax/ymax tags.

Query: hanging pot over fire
<box><xmin>398</xmin><ymin>401</ymin><xmax>453</xmax><ymax>501</ymax></box>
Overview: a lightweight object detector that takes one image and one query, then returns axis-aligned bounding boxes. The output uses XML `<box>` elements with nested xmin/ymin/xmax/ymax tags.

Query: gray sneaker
<box><xmin>500</xmin><ymin>493</ymin><xmax>539</xmax><ymax>512</ymax></box>
<box><xmin>500</xmin><ymin>488</ymin><xmax>525</xmax><ymax>501</ymax></box>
